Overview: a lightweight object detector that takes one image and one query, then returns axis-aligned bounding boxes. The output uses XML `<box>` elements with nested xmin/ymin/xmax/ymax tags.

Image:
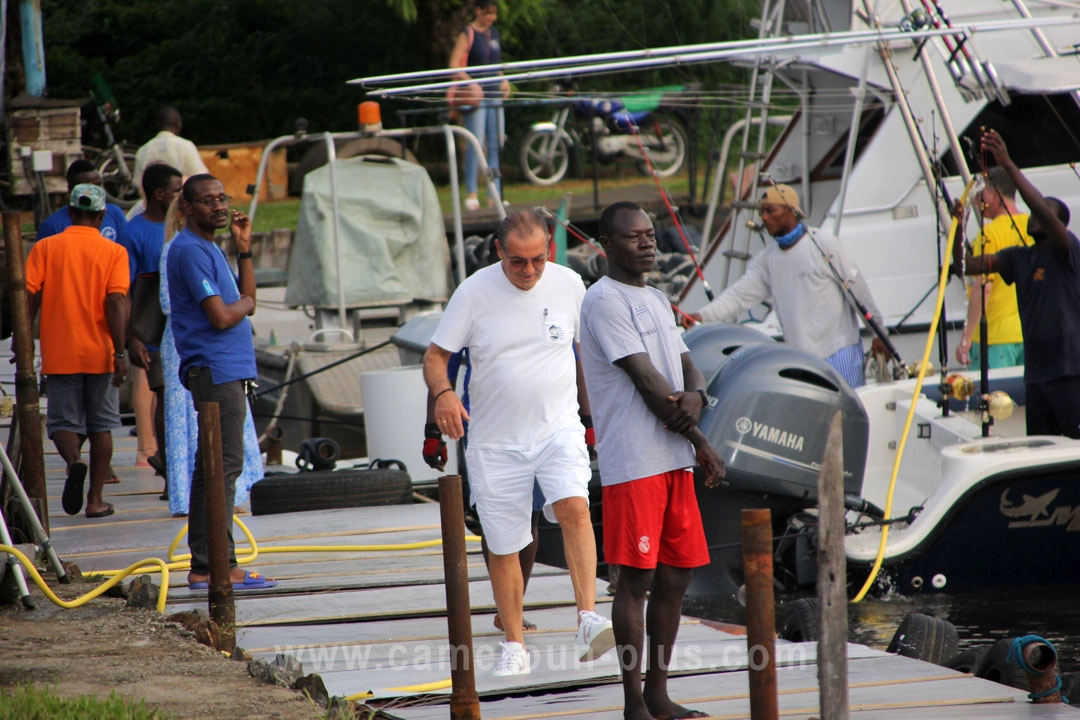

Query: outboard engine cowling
<box><xmin>684</xmin><ymin>322</ymin><xmax>775</xmax><ymax>386</ymax></box>
<box><xmin>700</xmin><ymin>343</ymin><xmax>869</xmax><ymax>501</ymax></box>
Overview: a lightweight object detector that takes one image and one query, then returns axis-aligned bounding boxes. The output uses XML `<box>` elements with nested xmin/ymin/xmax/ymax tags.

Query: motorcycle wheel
<box><xmin>636</xmin><ymin>116</ymin><xmax>688</xmax><ymax>178</ymax></box>
<box><xmin>520</xmin><ymin>130</ymin><xmax>571</xmax><ymax>186</ymax></box>
<box><xmin>97</xmin><ymin>146</ymin><xmax>140</xmax><ymax>209</ymax></box>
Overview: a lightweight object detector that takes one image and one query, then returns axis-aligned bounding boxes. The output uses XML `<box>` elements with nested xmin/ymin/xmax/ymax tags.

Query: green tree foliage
<box><xmin>38</xmin><ymin>0</ymin><xmax>757</xmax><ymax>146</ymax></box>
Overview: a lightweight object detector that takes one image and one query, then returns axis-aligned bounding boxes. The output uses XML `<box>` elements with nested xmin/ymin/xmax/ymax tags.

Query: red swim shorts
<box><xmin>602</xmin><ymin>468</ymin><xmax>709</xmax><ymax>570</ymax></box>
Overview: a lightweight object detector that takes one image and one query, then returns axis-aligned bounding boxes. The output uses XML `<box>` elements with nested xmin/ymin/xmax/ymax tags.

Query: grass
<box><xmin>0</xmin><ymin>684</ymin><xmax>170</xmax><ymax>719</ymax></box>
<box><xmin>247</xmin><ymin>169</ymin><xmax>695</xmax><ymax>234</ymax></box>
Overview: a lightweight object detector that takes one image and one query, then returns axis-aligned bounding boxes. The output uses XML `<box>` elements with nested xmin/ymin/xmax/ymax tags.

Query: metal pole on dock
<box><xmin>741</xmin><ymin>508</ymin><xmax>778</xmax><ymax>720</ymax></box>
<box><xmin>198</xmin><ymin>401</ymin><xmax>236</xmax><ymax>655</ymax></box>
<box><xmin>3</xmin><ymin>212</ymin><xmax>48</xmax><ymax>526</ymax></box>
<box><xmin>817</xmin><ymin>412</ymin><xmax>849</xmax><ymax>720</ymax></box>
<box><xmin>438</xmin><ymin>474</ymin><xmax>481</xmax><ymax>720</ymax></box>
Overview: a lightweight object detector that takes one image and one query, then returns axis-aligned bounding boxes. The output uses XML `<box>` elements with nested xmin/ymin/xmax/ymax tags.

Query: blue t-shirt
<box><xmin>38</xmin><ymin>203</ymin><xmax>128</xmax><ymax>242</ymax></box>
<box><xmin>997</xmin><ymin>231</ymin><xmax>1080</xmax><ymax>383</ymax></box>
<box><xmin>166</xmin><ymin>227</ymin><xmax>256</xmax><ymax>386</ymax></box>
<box><xmin>117</xmin><ymin>214</ymin><xmax>165</xmax><ymax>282</ymax></box>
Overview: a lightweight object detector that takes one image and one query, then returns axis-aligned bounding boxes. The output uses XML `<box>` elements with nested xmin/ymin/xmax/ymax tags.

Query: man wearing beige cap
<box><xmin>686</xmin><ymin>183</ymin><xmax>888</xmax><ymax>387</ymax></box>
<box><xmin>26</xmin><ymin>183</ymin><xmax>130</xmax><ymax>518</ymax></box>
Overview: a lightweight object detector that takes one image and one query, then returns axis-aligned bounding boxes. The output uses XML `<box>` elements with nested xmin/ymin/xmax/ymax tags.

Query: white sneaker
<box><xmin>576</xmin><ymin>610</ymin><xmax>615</xmax><ymax>661</ymax></box>
<box><xmin>464</xmin><ymin>196</ymin><xmax>481</xmax><ymax>212</ymax></box>
<box><xmin>492</xmin><ymin>641</ymin><xmax>531</xmax><ymax>677</ymax></box>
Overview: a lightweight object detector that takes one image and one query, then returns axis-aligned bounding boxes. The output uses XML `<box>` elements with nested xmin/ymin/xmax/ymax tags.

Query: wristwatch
<box><xmin>237</xmin><ymin>251</ymin><xmax>253</xmax><ymax>259</ymax></box>
<box><xmin>695</xmin><ymin>388</ymin><xmax>711</xmax><ymax>406</ymax></box>
<box><xmin>114</xmin><ymin>352</ymin><xmax>126</xmax><ymax>359</ymax></box>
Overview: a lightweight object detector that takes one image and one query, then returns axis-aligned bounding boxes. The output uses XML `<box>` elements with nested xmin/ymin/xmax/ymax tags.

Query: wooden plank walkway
<box><xmin>28</xmin><ymin>427</ymin><xmax>1079</xmax><ymax>718</ymax></box>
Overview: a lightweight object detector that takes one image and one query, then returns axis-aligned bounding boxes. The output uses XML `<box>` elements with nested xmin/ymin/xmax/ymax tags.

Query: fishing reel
<box><xmin>942</xmin><ymin>373</ymin><xmax>1015</xmax><ymax>420</ymax></box>
<box><xmin>898</xmin><ymin>8</ymin><xmax>930</xmax><ymax>32</ymax></box>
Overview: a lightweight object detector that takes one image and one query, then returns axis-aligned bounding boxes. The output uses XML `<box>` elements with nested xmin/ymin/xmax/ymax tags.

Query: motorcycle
<box><xmin>519</xmin><ymin>82</ymin><xmax>688</xmax><ymax>186</ymax></box>
<box><xmin>82</xmin><ymin>75</ymin><xmax>140</xmax><ymax>208</ymax></box>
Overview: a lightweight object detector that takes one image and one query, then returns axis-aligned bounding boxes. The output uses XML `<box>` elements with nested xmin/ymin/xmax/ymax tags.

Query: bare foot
<box><xmin>647</xmin><ymin>698</ymin><xmax>708</xmax><ymax>720</ymax></box>
<box><xmin>187</xmin><ymin>568</ymin><xmax>250</xmax><ymax>586</ymax></box>
<box><xmin>493</xmin><ymin>614</ymin><xmax>538</xmax><ymax>632</ymax></box>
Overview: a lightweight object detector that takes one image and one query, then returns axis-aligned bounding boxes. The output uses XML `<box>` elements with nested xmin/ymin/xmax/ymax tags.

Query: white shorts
<box><xmin>466</xmin><ymin>428</ymin><xmax>591</xmax><ymax>555</ymax></box>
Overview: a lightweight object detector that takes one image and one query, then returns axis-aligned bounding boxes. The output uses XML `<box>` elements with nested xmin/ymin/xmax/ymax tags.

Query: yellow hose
<box><xmin>852</xmin><ymin>178</ymin><xmax>976</xmax><ymax>603</ymax></box>
<box><xmin>4</xmin><ymin>513</ymin><xmax>480</xmax><ymax>615</ymax></box>
<box><xmin>345</xmin><ymin>678</ymin><xmax>453</xmax><ymax>701</ymax></box>
<box><xmin>0</xmin><ymin>544</ymin><xmax>170</xmax><ymax>613</ymax></box>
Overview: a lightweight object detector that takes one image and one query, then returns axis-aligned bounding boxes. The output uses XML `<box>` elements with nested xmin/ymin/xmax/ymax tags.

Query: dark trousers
<box><xmin>186</xmin><ymin>368</ymin><xmax>247</xmax><ymax>575</ymax></box>
<box><xmin>1026</xmin><ymin>376</ymin><xmax>1080</xmax><ymax>440</ymax></box>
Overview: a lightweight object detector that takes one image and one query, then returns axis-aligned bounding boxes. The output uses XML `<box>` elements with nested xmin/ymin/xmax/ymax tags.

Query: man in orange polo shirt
<box><xmin>26</xmin><ymin>184</ymin><xmax>130</xmax><ymax>518</ymax></box>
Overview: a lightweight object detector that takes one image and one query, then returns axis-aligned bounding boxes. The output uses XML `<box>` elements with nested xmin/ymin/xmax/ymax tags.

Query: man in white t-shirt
<box><xmin>581</xmin><ymin>201</ymin><xmax>724</xmax><ymax>720</ymax></box>
<box><xmin>423</xmin><ymin>210</ymin><xmax>614</xmax><ymax>677</ymax></box>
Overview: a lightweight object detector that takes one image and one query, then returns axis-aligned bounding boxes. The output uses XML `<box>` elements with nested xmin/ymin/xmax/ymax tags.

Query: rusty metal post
<box><xmin>817</xmin><ymin>412</ymin><xmax>849</xmax><ymax>720</ymax></box>
<box><xmin>439</xmin><ymin>474</ymin><xmax>481</xmax><ymax>720</ymax></box>
<box><xmin>199</xmin><ymin>401</ymin><xmax>236</xmax><ymax>654</ymax></box>
<box><xmin>3</xmin><ymin>213</ymin><xmax>47</xmax><ymax>528</ymax></box>
<box><xmin>1020</xmin><ymin>639</ymin><xmax>1062</xmax><ymax>703</ymax></box>
<box><xmin>265</xmin><ymin>426</ymin><xmax>283</xmax><ymax>466</ymax></box>
<box><xmin>742</xmin><ymin>508</ymin><xmax>778</xmax><ymax>720</ymax></box>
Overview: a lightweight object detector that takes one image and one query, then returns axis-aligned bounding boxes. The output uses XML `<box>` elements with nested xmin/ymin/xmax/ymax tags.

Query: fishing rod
<box><xmin>759</xmin><ymin>174</ymin><xmax>905</xmax><ymax>369</ymax></box>
<box><xmin>623</xmin><ymin>116</ymin><xmax>716</xmax><ymax>301</ymax></box>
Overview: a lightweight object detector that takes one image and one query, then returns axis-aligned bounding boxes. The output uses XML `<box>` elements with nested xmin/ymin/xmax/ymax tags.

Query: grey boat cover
<box><xmin>285</xmin><ymin>156</ymin><xmax>450</xmax><ymax>308</ymax></box>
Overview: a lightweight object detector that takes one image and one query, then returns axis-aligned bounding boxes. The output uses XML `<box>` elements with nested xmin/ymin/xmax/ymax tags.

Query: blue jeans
<box><xmin>463</xmin><ymin>99</ymin><xmax>504</xmax><ymax>196</ymax></box>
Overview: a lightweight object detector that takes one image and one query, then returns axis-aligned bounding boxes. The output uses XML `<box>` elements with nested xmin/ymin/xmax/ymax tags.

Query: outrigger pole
<box><xmin>357</xmin><ymin>16</ymin><xmax>1080</xmax><ymax>97</ymax></box>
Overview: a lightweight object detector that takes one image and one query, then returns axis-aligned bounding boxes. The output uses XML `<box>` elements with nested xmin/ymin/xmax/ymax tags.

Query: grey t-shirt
<box><xmin>580</xmin><ymin>276</ymin><xmax>696</xmax><ymax>486</ymax></box>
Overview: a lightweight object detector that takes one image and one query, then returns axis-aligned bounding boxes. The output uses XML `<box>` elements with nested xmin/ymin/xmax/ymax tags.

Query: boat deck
<box><xmin>28</xmin><ymin>428</ymin><xmax>1080</xmax><ymax>718</ymax></box>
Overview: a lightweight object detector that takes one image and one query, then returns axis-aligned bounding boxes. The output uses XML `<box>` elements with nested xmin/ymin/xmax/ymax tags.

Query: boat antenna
<box><xmin>758</xmin><ymin>174</ymin><xmax>906</xmax><ymax>375</ymax></box>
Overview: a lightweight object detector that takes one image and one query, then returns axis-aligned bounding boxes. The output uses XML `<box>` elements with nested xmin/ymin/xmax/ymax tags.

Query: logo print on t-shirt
<box><xmin>548</xmin><ymin>323</ymin><xmax>564</xmax><ymax>342</ymax></box>
<box><xmin>201</xmin><ymin>279</ymin><xmax>214</xmax><ymax>297</ymax></box>
<box><xmin>101</xmin><ymin>227</ymin><xmax>118</xmax><ymax>241</ymax></box>
<box><xmin>638</xmin><ymin>535</ymin><xmax>651</xmax><ymax>554</ymax></box>
<box><xmin>1034</xmin><ymin>267</ymin><xmax>1046</xmax><ymax>282</ymax></box>
<box><xmin>633</xmin><ymin>304</ymin><xmax>647</xmax><ymax>320</ymax></box>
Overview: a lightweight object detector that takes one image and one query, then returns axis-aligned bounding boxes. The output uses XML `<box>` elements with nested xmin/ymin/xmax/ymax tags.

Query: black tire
<box><xmin>250</xmin><ymin>467</ymin><xmax>412</xmax><ymax>515</ymax></box>
<box><xmin>290</xmin><ymin>137</ymin><xmax>418</xmax><ymax>195</ymax></box>
<box><xmin>885</xmin><ymin>613</ymin><xmax>959</xmax><ymax>665</ymax></box>
<box><xmin>942</xmin><ymin>645</ymin><xmax>989</xmax><ymax>674</ymax></box>
<box><xmin>635</xmin><ymin>116</ymin><xmax>687</xmax><ymax>178</ymax></box>
<box><xmin>974</xmin><ymin>638</ymin><xmax>1029</xmax><ymax>690</ymax></box>
<box><xmin>778</xmin><ymin>597</ymin><xmax>818</xmax><ymax>642</ymax></box>
<box><xmin>519</xmin><ymin>130</ymin><xmax>571</xmax><ymax>185</ymax></box>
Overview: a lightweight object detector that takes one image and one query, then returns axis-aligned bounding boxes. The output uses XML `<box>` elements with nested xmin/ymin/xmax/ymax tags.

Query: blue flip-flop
<box><xmin>189</xmin><ymin>571</ymin><xmax>278</xmax><ymax>591</ymax></box>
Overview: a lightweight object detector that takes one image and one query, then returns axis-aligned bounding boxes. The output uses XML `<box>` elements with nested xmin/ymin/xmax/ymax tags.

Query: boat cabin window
<box><xmin>810</xmin><ymin>104</ymin><xmax>886</xmax><ymax>181</ymax></box>
<box><xmin>941</xmin><ymin>94</ymin><xmax>1080</xmax><ymax>176</ymax></box>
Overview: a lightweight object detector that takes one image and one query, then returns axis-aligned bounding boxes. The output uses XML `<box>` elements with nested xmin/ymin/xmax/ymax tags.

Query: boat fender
<box><xmin>885</xmin><ymin>613</ymin><xmax>959</xmax><ymax>665</ymax></box>
<box><xmin>942</xmin><ymin>645</ymin><xmax>989</xmax><ymax>674</ymax></box>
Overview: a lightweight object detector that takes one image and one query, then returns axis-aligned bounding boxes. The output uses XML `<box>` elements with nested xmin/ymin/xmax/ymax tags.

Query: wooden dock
<box><xmin>35</xmin><ymin>428</ymin><xmax>1080</xmax><ymax>719</ymax></box>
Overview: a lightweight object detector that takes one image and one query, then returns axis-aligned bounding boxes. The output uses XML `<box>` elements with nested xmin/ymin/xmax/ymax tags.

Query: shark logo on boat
<box><xmin>1000</xmin><ymin>488</ymin><xmax>1080</xmax><ymax>530</ymax></box>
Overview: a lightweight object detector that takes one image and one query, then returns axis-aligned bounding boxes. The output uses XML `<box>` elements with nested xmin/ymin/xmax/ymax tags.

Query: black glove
<box><xmin>423</xmin><ymin>422</ymin><xmax>447</xmax><ymax>470</ymax></box>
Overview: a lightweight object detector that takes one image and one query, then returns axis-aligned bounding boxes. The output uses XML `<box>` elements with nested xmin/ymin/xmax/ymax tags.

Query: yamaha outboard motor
<box><xmin>684</xmin><ymin>330</ymin><xmax>870</xmax><ymax>599</ymax></box>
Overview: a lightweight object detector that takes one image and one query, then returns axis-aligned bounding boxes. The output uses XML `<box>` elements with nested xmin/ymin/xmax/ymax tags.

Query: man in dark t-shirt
<box><xmin>954</xmin><ymin>129</ymin><xmax>1080</xmax><ymax>437</ymax></box>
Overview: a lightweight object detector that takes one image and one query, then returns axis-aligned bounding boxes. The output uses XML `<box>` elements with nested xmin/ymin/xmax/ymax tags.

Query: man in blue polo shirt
<box><xmin>166</xmin><ymin>173</ymin><xmax>276</xmax><ymax>591</ymax></box>
<box><xmin>38</xmin><ymin>160</ymin><xmax>128</xmax><ymax>241</ymax></box>
<box><xmin>118</xmin><ymin>162</ymin><xmax>182</xmax><ymax>488</ymax></box>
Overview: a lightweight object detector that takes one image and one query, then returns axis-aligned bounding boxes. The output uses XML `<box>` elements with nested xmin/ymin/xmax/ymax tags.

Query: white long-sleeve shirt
<box><xmin>698</xmin><ymin>227</ymin><xmax>885</xmax><ymax>359</ymax></box>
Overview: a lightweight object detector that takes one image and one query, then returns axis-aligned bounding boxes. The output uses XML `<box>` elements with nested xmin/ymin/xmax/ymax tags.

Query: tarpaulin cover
<box><xmin>285</xmin><ymin>156</ymin><xmax>450</xmax><ymax>308</ymax></box>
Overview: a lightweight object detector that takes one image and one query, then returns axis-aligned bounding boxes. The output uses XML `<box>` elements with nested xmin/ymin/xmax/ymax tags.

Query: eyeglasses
<box><xmin>191</xmin><ymin>195</ymin><xmax>231</xmax><ymax>208</ymax></box>
<box><xmin>504</xmin><ymin>254</ymin><xmax>547</xmax><ymax>271</ymax></box>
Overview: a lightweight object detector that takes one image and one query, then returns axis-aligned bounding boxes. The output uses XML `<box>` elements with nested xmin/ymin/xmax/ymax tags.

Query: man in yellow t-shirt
<box><xmin>956</xmin><ymin>167</ymin><xmax>1032</xmax><ymax>369</ymax></box>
